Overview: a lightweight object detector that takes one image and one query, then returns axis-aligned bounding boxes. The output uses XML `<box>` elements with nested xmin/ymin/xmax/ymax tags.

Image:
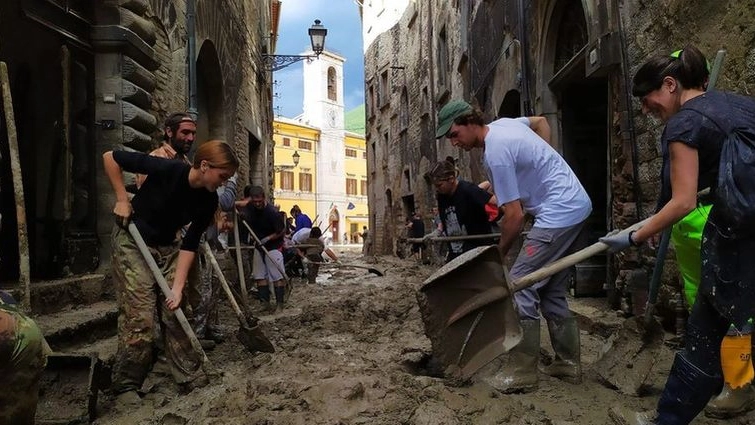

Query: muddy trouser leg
<box><xmin>511</xmin><ymin>223</ymin><xmax>585</xmax><ymax>321</ymax></box>
<box><xmin>306</xmin><ymin>254</ymin><xmax>322</xmax><ymax>284</ymax></box>
<box><xmin>206</xmin><ymin>252</ymin><xmax>224</xmax><ymax>339</ymax></box>
<box><xmin>153</xmin><ymin>246</ymin><xmax>206</xmax><ymax>388</ymax></box>
<box><xmin>191</xmin><ymin>250</ymin><xmax>213</xmax><ymax>339</ymax></box>
<box><xmin>110</xmin><ymin>225</ymin><xmax>157</xmax><ymax>393</ymax></box>
<box><xmin>0</xmin><ymin>307</ymin><xmax>50</xmax><ymax>425</ymax></box>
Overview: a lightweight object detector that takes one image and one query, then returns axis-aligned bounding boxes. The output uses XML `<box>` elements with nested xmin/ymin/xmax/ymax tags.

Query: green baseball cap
<box><xmin>435</xmin><ymin>100</ymin><xmax>473</xmax><ymax>139</ymax></box>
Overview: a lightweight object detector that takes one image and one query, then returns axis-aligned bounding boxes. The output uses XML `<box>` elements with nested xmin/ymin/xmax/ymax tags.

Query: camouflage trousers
<box><xmin>0</xmin><ymin>305</ymin><xmax>51</xmax><ymax>425</ymax></box>
<box><xmin>110</xmin><ymin>225</ymin><xmax>205</xmax><ymax>392</ymax></box>
<box><xmin>191</xmin><ymin>247</ymin><xmax>224</xmax><ymax>338</ymax></box>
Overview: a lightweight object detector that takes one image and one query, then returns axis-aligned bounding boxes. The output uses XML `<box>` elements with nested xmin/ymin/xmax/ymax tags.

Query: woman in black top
<box><xmin>103</xmin><ymin>140</ymin><xmax>238</xmax><ymax>394</ymax></box>
<box><xmin>602</xmin><ymin>46</ymin><xmax>755</xmax><ymax>424</ymax></box>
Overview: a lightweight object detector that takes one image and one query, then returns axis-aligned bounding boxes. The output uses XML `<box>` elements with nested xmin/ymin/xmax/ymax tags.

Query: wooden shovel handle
<box><xmin>511</xmin><ymin>188</ymin><xmax>711</xmax><ymax>292</ymax></box>
<box><xmin>510</xmin><ymin>217</ymin><xmax>650</xmax><ymax>292</ymax></box>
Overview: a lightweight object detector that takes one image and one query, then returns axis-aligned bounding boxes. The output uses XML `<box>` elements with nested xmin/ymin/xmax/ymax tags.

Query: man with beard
<box><xmin>135</xmin><ymin>112</ymin><xmax>197</xmax><ymax>188</ymax></box>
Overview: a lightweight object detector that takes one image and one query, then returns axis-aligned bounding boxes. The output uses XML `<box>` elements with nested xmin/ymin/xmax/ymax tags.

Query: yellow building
<box><xmin>272</xmin><ymin>117</ymin><xmax>318</xmax><ymax>221</ymax></box>
<box><xmin>272</xmin><ymin>110</ymin><xmax>368</xmax><ymax>244</ymax></box>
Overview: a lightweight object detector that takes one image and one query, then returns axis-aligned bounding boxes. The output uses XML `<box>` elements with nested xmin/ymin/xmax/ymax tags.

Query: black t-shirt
<box><xmin>241</xmin><ymin>202</ymin><xmax>285</xmax><ymax>250</ymax></box>
<box><xmin>658</xmin><ymin>90</ymin><xmax>755</xmax><ymax>209</ymax></box>
<box><xmin>437</xmin><ymin>179</ymin><xmax>494</xmax><ymax>255</ymax></box>
<box><xmin>113</xmin><ymin>150</ymin><xmax>217</xmax><ymax>251</ymax></box>
<box><xmin>409</xmin><ymin>217</ymin><xmax>425</xmax><ymax>238</ymax></box>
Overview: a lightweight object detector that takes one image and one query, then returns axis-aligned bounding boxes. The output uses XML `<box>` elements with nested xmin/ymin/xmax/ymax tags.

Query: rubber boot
<box><xmin>609</xmin><ymin>352</ymin><xmax>721</xmax><ymax>425</ymax></box>
<box><xmin>274</xmin><ymin>286</ymin><xmax>285</xmax><ymax>310</ymax></box>
<box><xmin>705</xmin><ymin>333</ymin><xmax>755</xmax><ymax>418</ymax></box>
<box><xmin>542</xmin><ymin>316</ymin><xmax>582</xmax><ymax>384</ymax></box>
<box><xmin>705</xmin><ymin>384</ymin><xmax>755</xmax><ymax>418</ymax></box>
<box><xmin>481</xmin><ymin>319</ymin><xmax>540</xmax><ymax>394</ymax></box>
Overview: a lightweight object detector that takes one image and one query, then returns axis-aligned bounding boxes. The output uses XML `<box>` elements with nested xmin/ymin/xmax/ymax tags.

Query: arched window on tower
<box><xmin>327</xmin><ymin>67</ymin><xmax>337</xmax><ymax>101</ymax></box>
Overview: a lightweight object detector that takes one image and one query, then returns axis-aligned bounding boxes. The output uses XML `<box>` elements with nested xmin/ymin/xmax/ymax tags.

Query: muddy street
<box><xmin>90</xmin><ymin>248</ymin><xmax>753</xmax><ymax>425</ymax></box>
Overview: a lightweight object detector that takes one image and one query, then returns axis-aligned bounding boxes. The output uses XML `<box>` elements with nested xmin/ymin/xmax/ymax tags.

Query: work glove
<box><xmin>422</xmin><ymin>229</ymin><xmax>441</xmax><ymax>242</ymax></box>
<box><xmin>259</xmin><ymin>236</ymin><xmax>272</xmax><ymax>245</ymax></box>
<box><xmin>599</xmin><ymin>230</ymin><xmax>638</xmax><ymax>253</ymax></box>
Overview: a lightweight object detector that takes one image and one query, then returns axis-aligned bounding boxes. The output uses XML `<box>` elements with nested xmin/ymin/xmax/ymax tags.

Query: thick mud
<box><xmin>91</xmin><ymin>248</ymin><xmax>754</xmax><ymax>424</ymax></box>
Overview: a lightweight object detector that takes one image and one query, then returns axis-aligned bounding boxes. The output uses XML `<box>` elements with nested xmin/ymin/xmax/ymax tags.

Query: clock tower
<box><xmin>302</xmin><ymin>50</ymin><xmax>347</xmax><ymax>241</ymax></box>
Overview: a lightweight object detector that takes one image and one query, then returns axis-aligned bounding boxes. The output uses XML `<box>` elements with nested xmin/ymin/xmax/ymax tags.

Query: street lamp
<box><xmin>274</xmin><ymin>150</ymin><xmax>301</xmax><ymax>172</ymax></box>
<box><xmin>263</xmin><ymin>20</ymin><xmax>328</xmax><ymax>72</ymax></box>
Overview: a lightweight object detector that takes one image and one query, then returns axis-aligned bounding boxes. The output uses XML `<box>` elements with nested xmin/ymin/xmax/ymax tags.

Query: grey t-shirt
<box><xmin>483</xmin><ymin>117</ymin><xmax>592</xmax><ymax>228</ymax></box>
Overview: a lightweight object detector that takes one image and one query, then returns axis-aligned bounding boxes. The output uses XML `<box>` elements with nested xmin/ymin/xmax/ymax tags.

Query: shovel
<box><xmin>201</xmin><ymin>242</ymin><xmax>275</xmax><ymax>353</ymax></box>
<box><xmin>239</xmin><ymin>218</ymin><xmax>294</xmax><ymax>302</ymax></box>
<box><xmin>127</xmin><ymin>223</ymin><xmax>215</xmax><ymax>377</ymax></box>
<box><xmin>419</xmin><ymin>214</ymin><xmax>657</xmax><ymax>381</ymax></box>
<box><xmin>308</xmin><ymin>260</ymin><xmax>385</xmax><ymax>277</ymax></box>
<box><xmin>593</xmin><ymin>230</ymin><xmax>668</xmax><ymax>395</ymax></box>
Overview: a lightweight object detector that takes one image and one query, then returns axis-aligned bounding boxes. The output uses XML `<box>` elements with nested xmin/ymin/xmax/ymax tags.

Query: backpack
<box><xmin>685</xmin><ymin>100</ymin><xmax>755</xmax><ymax>236</ymax></box>
<box><xmin>716</xmin><ymin>125</ymin><xmax>755</xmax><ymax>232</ymax></box>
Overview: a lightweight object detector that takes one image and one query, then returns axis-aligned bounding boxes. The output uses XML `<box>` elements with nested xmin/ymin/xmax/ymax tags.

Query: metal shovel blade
<box><xmin>594</xmin><ymin>315</ymin><xmax>664</xmax><ymax>395</ymax></box>
<box><xmin>418</xmin><ymin>246</ymin><xmax>523</xmax><ymax>380</ymax></box>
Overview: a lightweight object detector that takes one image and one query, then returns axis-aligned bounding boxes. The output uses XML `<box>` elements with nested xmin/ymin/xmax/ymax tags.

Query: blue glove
<box><xmin>599</xmin><ymin>230</ymin><xmax>637</xmax><ymax>253</ymax></box>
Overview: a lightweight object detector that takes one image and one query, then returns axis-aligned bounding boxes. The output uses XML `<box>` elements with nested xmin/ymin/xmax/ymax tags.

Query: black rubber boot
<box><xmin>610</xmin><ymin>352</ymin><xmax>722</xmax><ymax>425</ymax></box>
<box><xmin>655</xmin><ymin>352</ymin><xmax>722</xmax><ymax>424</ymax></box>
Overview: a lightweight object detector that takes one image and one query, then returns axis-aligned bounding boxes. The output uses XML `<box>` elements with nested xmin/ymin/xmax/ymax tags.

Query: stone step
<box><xmin>2</xmin><ymin>273</ymin><xmax>113</xmax><ymax>315</ymax></box>
<box><xmin>35</xmin><ymin>300</ymin><xmax>119</xmax><ymax>351</ymax></box>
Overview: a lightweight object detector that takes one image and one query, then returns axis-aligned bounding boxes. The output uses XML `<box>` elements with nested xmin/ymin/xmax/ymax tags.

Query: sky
<box><xmin>273</xmin><ymin>0</ymin><xmax>365</xmax><ymax>118</ymax></box>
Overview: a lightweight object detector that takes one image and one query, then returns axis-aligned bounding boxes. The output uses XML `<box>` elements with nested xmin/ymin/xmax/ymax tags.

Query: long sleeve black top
<box><xmin>113</xmin><ymin>151</ymin><xmax>217</xmax><ymax>251</ymax></box>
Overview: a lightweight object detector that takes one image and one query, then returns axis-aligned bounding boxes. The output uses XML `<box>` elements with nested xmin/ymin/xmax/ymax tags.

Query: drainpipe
<box><xmin>517</xmin><ymin>0</ymin><xmax>533</xmax><ymax>115</ymax></box>
<box><xmin>187</xmin><ymin>0</ymin><xmax>198</xmax><ymax>118</ymax></box>
<box><xmin>615</xmin><ymin>1</ymin><xmax>643</xmax><ymax>221</ymax></box>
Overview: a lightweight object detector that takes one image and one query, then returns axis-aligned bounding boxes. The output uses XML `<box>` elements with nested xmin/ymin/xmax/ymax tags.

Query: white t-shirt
<box><xmin>292</xmin><ymin>228</ymin><xmax>311</xmax><ymax>244</ymax></box>
<box><xmin>483</xmin><ymin>117</ymin><xmax>592</xmax><ymax>228</ymax></box>
<box><xmin>292</xmin><ymin>228</ymin><xmax>332</xmax><ymax>247</ymax></box>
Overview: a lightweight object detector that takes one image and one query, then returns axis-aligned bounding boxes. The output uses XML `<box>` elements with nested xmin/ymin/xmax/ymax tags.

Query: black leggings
<box><xmin>684</xmin><ymin>292</ymin><xmax>736</xmax><ymax>376</ymax></box>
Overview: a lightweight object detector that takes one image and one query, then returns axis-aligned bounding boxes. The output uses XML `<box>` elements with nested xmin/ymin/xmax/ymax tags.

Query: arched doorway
<box><xmin>195</xmin><ymin>41</ymin><xmax>226</xmax><ymax>149</ymax></box>
<box><xmin>498</xmin><ymin>89</ymin><xmax>521</xmax><ymax>119</ymax></box>
<box><xmin>542</xmin><ymin>0</ymin><xmax>609</xmax><ymax>296</ymax></box>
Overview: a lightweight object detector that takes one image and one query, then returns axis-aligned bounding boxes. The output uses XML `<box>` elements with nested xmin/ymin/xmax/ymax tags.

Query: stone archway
<box><xmin>539</xmin><ymin>0</ymin><xmax>610</xmax><ymax>296</ymax></box>
<box><xmin>195</xmin><ymin>40</ymin><xmax>226</xmax><ymax>147</ymax></box>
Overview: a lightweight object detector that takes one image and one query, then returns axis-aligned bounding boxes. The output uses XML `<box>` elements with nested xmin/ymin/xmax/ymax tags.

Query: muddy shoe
<box><xmin>608</xmin><ymin>405</ymin><xmax>657</xmax><ymax>425</ymax></box>
<box><xmin>705</xmin><ymin>384</ymin><xmax>755</xmax><ymax>419</ymax></box>
<box><xmin>199</xmin><ymin>339</ymin><xmax>216</xmax><ymax>351</ymax></box>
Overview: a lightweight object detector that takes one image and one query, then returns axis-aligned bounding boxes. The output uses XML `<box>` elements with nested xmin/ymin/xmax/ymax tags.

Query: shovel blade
<box><xmin>236</xmin><ymin>317</ymin><xmax>276</xmax><ymax>353</ymax></box>
<box><xmin>594</xmin><ymin>316</ymin><xmax>664</xmax><ymax>395</ymax></box>
<box><xmin>418</xmin><ymin>246</ymin><xmax>522</xmax><ymax>380</ymax></box>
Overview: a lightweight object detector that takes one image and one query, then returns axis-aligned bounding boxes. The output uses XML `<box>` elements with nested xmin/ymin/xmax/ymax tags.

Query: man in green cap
<box><xmin>436</xmin><ymin>101</ymin><xmax>592</xmax><ymax>394</ymax></box>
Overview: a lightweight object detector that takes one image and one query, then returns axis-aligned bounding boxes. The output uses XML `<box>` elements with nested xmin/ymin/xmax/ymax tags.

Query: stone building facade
<box><xmin>359</xmin><ymin>0</ymin><xmax>755</xmax><ymax>317</ymax></box>
<box><xmin>0</xmin><ymin>0</ymin><xmax>277</xmax><ymax>282</ymax></box>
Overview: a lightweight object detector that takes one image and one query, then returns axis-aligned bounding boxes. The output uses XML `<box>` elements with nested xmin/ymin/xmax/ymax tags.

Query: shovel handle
<box><xmin>510</xmin><ymin>217</ymin><xmax>651</xmax><ymax>292</ymax></box>
<box><xmin>239</xmin><ymin>218</ymin><xmax>291</xmax><ymax>283</ymax></box>
<box><xmin>127</xmin><ymin>223</ymin><xmax>211</xmax><ymax>367</ymax></box>
<box><xmin>511</xmin><ymin>188</ymin><xmax>711</xmax><ymax>293</ymax></box>
<box><xmin>201</xmin><ymin>242</ymin><xmax>248</xmax><ymax>324</ymax></box>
